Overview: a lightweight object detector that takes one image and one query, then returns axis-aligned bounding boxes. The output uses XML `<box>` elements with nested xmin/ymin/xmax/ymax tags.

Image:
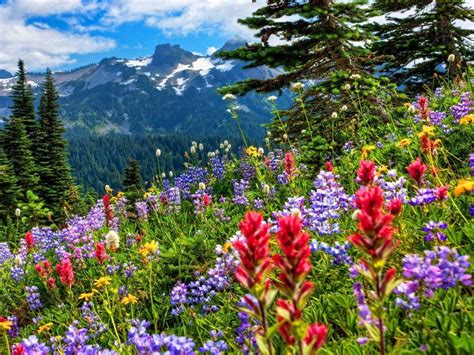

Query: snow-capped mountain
<box><xmin>0</xmin><ymin>39</ymin><xmax>289</xmax><ymax>138</ymax></box>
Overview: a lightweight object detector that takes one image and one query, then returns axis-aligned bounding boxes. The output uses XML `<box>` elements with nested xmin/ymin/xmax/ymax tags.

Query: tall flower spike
<box><xmin>102</xmin><ymin>194</ymin><xmax>113</xmax><ymax>227</ymax></box>
<box><xmin>56</xmin><ymin>258</ymin><xmax>75</xmax><ymax>288</ymax></box>
<box><xmin>25</xmin><ymin>231</ymin><xmax>34</xmax><ymax>250</ymax></box>
<box><xmin>234</xmin><ymin>211</ymin><xmax>273</xmax><ymax>291</ymax></box>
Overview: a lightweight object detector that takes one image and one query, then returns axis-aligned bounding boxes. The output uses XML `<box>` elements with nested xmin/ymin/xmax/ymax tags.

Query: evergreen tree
<box><xmin>371</xmin><ymin>0</ymin><xmax>474</xmax><ymax>91</ymax></box>
<box><xmin>123</xmin><ymin>159</ymin><xmax>143</xmax><ymax>193</ymax></box>
<box><xmin>217</xmin><ymin>0</ymin><xmax>397</xmax><ymax>164</ymax></box>
<box><xmin>0</xmin><ymin>148</ymin><xmax>20</xmax><ymax>222</ymax></box>
<box><xmin>2</xmin><ymin>117</ymin><xmax>39</xmax><ymax>193</ymax></box>
<box><xmin>10</xmin><ymin>60</ymin><xmax>37</xmax><ymax>140</ymax></box>
<box><xmin>37</xmin><ymin>69</ymin><xmax>74</xmax><ymax>216</ymax></box>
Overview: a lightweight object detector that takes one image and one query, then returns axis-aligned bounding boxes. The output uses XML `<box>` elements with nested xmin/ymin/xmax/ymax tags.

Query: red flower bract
<box><xmin>406</xmin><ymin>158</ymin><xmax>427</xmax><ymax>185</ymax></box>
<box><xmin>284</xmin><ymin>152</ymin><xmax>296</xmax><ymax>177</ymax></box>
<box><xmin>233</xmin><ymin>211</ymin><xmax>273</xmax><ymax>290</ymax></box>
<box><xmin>94</xmin><ymin>242</ymin><xmax>108</xmax><ymax>264</ymax></box>
<box><xmin>387</xmin><ymin>198</ymin><xmax>403</xmax><ymax>216</ymax></box>
<box><xmin>102</xmin><ymin>194</ymin><xmax>113</xmax><ymax>226</ymax></box>
<box><xmin>305</xmin><ymin>322</ymin><xmax>329</xmax><ymax>351</ymax></box>
<box><xmin>25</xmin><ymin>231</ymin><xmax>34</xmax><ymax>250</ymax></box>
<box><xmin>325</xmin><ymin>160</ymin><xmax>334</xmax><ymax>172</ymax></box>
<box><xmin>347</xmin><ymin>186</ymin><xmax>397</xmax><ymax>260</ymax></box>
<box><xmin>274</xmin><ymin>214</ymin><xmax>311</xmax><ymax>292</ymax></box>
<box><xmin>356</xmin><ymin>160</ymin><xmax>375</xmax><ymax>186</ymax></box>
<box><xmin>56</xmin><ymin>258</ymin><xmax>75</xmax><ymax>288</ymax></box>
<box><xmin>418</xmin><ymin>95</ymin><xmax>429</xmax><ymax>121</ymax></box>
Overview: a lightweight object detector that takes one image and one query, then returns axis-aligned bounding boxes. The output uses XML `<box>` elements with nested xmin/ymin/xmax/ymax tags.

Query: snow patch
<box><xmin>124</xmin><ymin>57</ymin><xmax>152</xmax><ymax>68</ymax></box>
<box><xmin>191</xmin><ymin>58</ymin><xmax>215</xmax><ymax>76</ymax></box>
<box><xmin>216</xmin><ymin>60</ymin><xmax>234</xmax><ymax>72</ymax></box>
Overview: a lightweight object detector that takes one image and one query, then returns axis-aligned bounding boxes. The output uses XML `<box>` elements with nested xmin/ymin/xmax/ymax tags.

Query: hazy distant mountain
<box><xmin>0</xmin><ymin>39</ymin><xmax>290</xmax><ymax>139</ymax></box>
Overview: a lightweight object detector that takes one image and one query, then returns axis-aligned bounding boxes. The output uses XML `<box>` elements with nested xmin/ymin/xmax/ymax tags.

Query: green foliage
<box><xmin>17</xmin><ymin>190</ymin><xmax>50</xmax><ymax>227</ymax></box>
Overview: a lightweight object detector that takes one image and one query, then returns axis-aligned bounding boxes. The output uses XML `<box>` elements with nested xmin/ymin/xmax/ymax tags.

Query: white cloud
<box><xmin>206</xmin><ymin>46</ymin><xmax>217</xmax><ymax>56</ymax></box>
<box><xmin>0</xmin><ymin>0</ymin><xmax>115</xmax><ymax>71</ymax></box>
<box><xmin>101</xmin><ymin>0</ymin><xmax>260</xmax><ymax>38</ymax></box>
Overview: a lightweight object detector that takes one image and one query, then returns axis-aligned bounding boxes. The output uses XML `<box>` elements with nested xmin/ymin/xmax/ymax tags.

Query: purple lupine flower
<box><xmin>429</xmin><ymin>110</ymin><xmax>446</xmax><ymax>125</ymax></box>
<box><xmin>353</xmin><ymin>282</ymin><xmax>375</xmax><ymax>327</ymax></box>
<box><xmin>342</xmin><ymin>141</ymin><xmax>354</xmax><ymax>152</ymax></box>
<box><xmin>0</xmin><ymin>243</ymin><xmax>13</xmax><ymax>266</ymax></box>
<box><xmin>253</xmin><ymin>198</ymin><xmax>264</xmax><ymax>210</ymax></box>
<box><xmin>81</xmin><ymin>302</ymin><xmax>107</xmax><ymax>335</ymax></box>
<box><xmin>241</xmin><ymin>162</ymin><xmax>256</xmax><ymax>180</ymax></box>
<box><xmin>395</xmin><ymin>247</ymin><xmax>471</xmax><ymax>311</ymax></box>
<box><xmin>233</xmin><ymin>179</ymin><xmax>249</xmax><ymax>206</ymax></box>
<box><xmin>277</xmin><ymin>171</ymin><xmax>289</xmax><ymax>184</ymax></box>
<box><xmin>199</xmin><ymin>330</ymin><xmax>228</xmax><ymax>354</ymax></box>
<box><xmin>375</xmin><ymin>172</ymin><xmax>408</xmax><ymax>203</ymax></box>
<box><xmin>408</xmin><ymin>188</ymin><xmax>438</xmax><ymax>206</ymax></box>
<box><xmin>25</xmin><ymin>286</ymin><xmax>43</xmax><ymax>310</ymax></box>
<box><xmin>450</xmin><ymin>92</ymin><xmax>472</xmax><ymax>122</ymax></box>
<box><xmin>210</xmin><ymin>156</ymin><xmax>225</xmax><ymax>179</ymax></box>
<box><xmin>63</xmin><ymin>325</ymin><xmax>89</xmax><ymax>353</ymax></box>
<box><xmin>213</xmin><ymin>208</ymin><xmax>231</xmax><ymax>223</ymax></box>
<box><xmin>235</xmin><ymin>298</ymin><xmax>259</xmax><ymax>355</ymax></box>
<box><xmin>469</xmin><ymin>153</ymin><xmax>474</xmax><ymax>176</ymax></box>
<box><xmin>422</xmin><ymin>221</ymin><xmax>448</xmax><ymax>242</ymax></box>
<box><xmin>106</xmin><ymin>264</ymin><xmax>120</xmax><ymax>275</ymax></box>
<box><xmin>14</xmin><ymin>335</ymin><xmax>50</xmax><ymax>354</ymax></box>
<box><xmin>310</xmin><ymin>240</ymin><xmax>352</xmax><ymax>265</ymax></box>
<box><xmin>434</xmin><ymin>87</ymin><xmax>443</xmax><ymax>98</ymax></box>
<box><xmin>376</xmin><ymin>141</ymin><xmax>384</xmax><ymax>149</ymax></box>
<box><xmin>135</xmin><ymin>201</ymin><xmax>149</xmax><ymax>220</ymax></box>
<box><xmin>123</xmin><ymin>263</ymin><xmax>137</xmax><ymax>278</ymax></box>
<box><xmin>7</xmin><ymin>316</ymin><xmax>19</xmax><ymax>338</ymax></box>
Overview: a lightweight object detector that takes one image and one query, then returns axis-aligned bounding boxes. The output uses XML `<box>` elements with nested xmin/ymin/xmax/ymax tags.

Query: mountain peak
<box><xmin>218</xmin><ymin>37</ymin><xmax>247</xmax><ymax>52</ymax></box>
<box><xmin>151</xmin><ymin>43</ymin><xmax>198</xmax><ymax>70</ymax></box>
<box><xmin>0</xmin><ymin>69</ymin><xmax>13</xmax><ymax>79</ymax></box>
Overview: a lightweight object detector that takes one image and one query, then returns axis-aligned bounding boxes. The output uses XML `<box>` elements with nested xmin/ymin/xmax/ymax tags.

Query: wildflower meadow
<box><xmin>0</xmin><ymin>74</ymin><xmax>472</xmax><ymax>355</ymax></box>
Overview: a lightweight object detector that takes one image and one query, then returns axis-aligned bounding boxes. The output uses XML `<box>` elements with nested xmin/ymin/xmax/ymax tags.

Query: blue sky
<box><xmin>0</xmin><ymin>0</ymin><xmax>258</xmax><ymax>72</ymax></box>
<box><xmin>1</xmin><ymin>0</ymin><xmax>473</xmax><ymax>73</ymax></box>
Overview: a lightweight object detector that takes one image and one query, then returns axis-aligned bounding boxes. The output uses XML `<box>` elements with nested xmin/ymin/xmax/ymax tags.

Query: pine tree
<box><xmin>123</xmin><ymin>159</ymin><xmax>143</xmax><ymax>193</ymax></box>
<box><xmin>217</xmin><ymin>0</ymin><xmax>397</xmax><ymax>164</ymax></box>
<box><xmin>371</xmin><ymin>0</ymin><xmax>474</xmax><ymax>91</ymax></box>
<box><xmin>0</xmin><ymin>148</ymin><xmax>20</xmax><ymax>222</ymax></box>
<box><xmin>1</xmin><ymin>117</ymin><xmax>39</xmax><ymax>193</ymax></box>
<box><xmin>10</xmin><ymin>60</ymin><xmax>38</xmax><ymax>140</ymax></box>
<box><xmin>37</xmin><ymin>69</ymin><xmax>74</xmax><ymax>216</ymax></box>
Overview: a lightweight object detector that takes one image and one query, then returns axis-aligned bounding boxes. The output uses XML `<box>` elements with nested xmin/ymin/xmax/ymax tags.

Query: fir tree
<box><xmin>0</xmin><ymin>148</ymin><xmax>20</xmax><ymax>222</ymax></box>
<box><xmin>37</xmin><ymin>69</ymin><xmax>74</xmax><ymax>216</ymax></box>
<box><xmin>10</xmin><ymin>60</ymin><xmax>37</xmax><ymax>140</ymax></box>
<box><xmin>371</xmin><ymin>0</ymin><xmax>474</xmax><ymax>91</ymax></box>
<box><xmin>1</xmin><ymin>117</ymin><xmax>39</xmax><ymax>193</ymax></box>
<box><xmin>123</xmin><ymin>159</ymin><xmax>143</xmax><ymax>193</ymax></box>
<box><xmin>217</xmin><ymin>0</ymin><xmax>397</xmax><ymax>164</ymax></box>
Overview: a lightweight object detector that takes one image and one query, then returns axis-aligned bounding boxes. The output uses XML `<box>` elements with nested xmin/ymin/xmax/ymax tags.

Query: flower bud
<box><xmin>331</xmin><ymin>112</ymin><xmax>338</xmax><ymax>119</ymax></box>
<box><xmin>341</xmin><ymin>105</ymin><xmax>348</xmax><ymax>111</ymax></box>
<box><xmin>15</xmin><ymin>208</ymin><xmax>21</xmax><ymax>217</ymax></box>
<box><xmin>222</xmin><ymin>93</ymin><xmax>236</xmax><ymax>100</ymax></box>
<box><xmin>447</xmin><ymin>54</ymin><xmax>455</xmax><ymax>62</ymax></box>
<box><xmin>258</xmin><ymin>147</ymin><xmax>264</xmax><ymax>155</ymax></box>
<box><xmin>290</xmin><ymin>208</ymin><xmax>302</xmax><ymax>219</ymax></box>
<box><xmin>283</xmin><ymin>134</ymin><xmax>288</xmax><ymax>140</ymax></box>
<box><xmin>223</xmin><ymin>140</ymin><xmax>229</xmax><ymax>146</ymax></box>
<box><xmin>169</xmin><ymin>171</ymin><xmax>173</xmax><ymax>177</ymax></box>
<box><xmin>190</xmin><ymin>146</ymin><xmax>196</xmax><ymax>155</ymax></box>
<box><xmin>199</xmin><ymin>182</ymin><xmax>206</xmax><ymax>191</ymax></box>
<box><xmin>267</xmin><ymin>95</ymin><xmax>277</xmax><ymax>102</ymax></box>
<box><xmin>291</xmin><ymin>82</ymin><xmax>304</xmax><ymax>91</ymax></box>
<box><xmin>407</xmin><ymin>104</ymin><xmax>416</xmax><ymax>114</ymax></box>
<box><xmin>352</xmin><ymin>209</ymin><xmax>361</xmax><ymax>220</ymax></box>
<box><xmin>344</xmin><ymin>84</ymin><xmax>351</xmax><ymax>91</ymax></box>
<box><xmin>262</xmin><ymin>184</ymin><xmax>270</xmax><ymax>195</ymax></box>
<box><xmin>155</xmin><ymin>149</ymin><xmax>161</xmax><ymax>158</ymax></box>
<box><xmin>198</xmin><ymin>143</ymin><xmax>204</xmax><ymax>151</ymax></box>
<box><xmin>161</xmin><ymin>173</ymin><xmax>166</xmax><ymax>178</ymax></box>
<box><xmin>220</xmin><ymin>143</ymin><xmax>224</xmax><ymax>149</ymax></box>
<box><xmin>266</xmin><ymin>131</ymin><xmax>272</xmax><ymax>137</ymax></box>
<box><xmin>265</xmin><ymin>138</ymin><xmax>270</xmax><ymax>145</ymax></box>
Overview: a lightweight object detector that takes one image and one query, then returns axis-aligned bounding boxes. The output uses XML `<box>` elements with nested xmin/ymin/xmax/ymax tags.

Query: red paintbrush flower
<box><xmin>325</xmin><ymin>160</ymin><xmax>334</xmax><ymax>172</ymax></box>
<box><xmin>25</xmin><ymin>231</ymin><xmax>34</xmax><ymax>250</ymax></box>
<box><xmin>284</xmin><ymin>152</ymin><xmax>296</xmax><ymax>177</ymax></box>
<box><xmin>418</xmin><ymin>95</ymin><xmax>429</xmax><ymax>121</ymax></box>
<box><xmin>406</xmin><ymin>158</ymin><xmax>427</xmax><ymax>185</ymax></box>
<box><xmin>387</xmin><ymin>198</ymin><xmax>403</xmax><ymax>216</ymax></box>
<box><xmin>356</xmin><ymin>160</ymin><xmax>375</xmax><ymax>186</ymax></box>
<box><xmin>56</xmin><ymin>258</ymin><xmax>75</xmax><ymax>288</ymax></box>
<box><xmin>233</xmin><ymin>211</ymin><xmax>273</xmax><ymax>290</ymax></box>
<box><xmin>12</xmin><ymin>344</ymin><xmax>25</xmax><ymax>355</ymax></box>
<box><xmin>305</xmin><ymin>323</ymin><xmax>328</xmax><ymax>352</ymax></box>
<box><xmin>94</xmin><ymin>242</ymin><xmax>108</xmax><ymax>264</ymax></box>
<box><xmin>273</xmin><ymin>214</ymin><xmax>311</xmax><ymax>293</ymax></box>
<box><xmin>102</xmin><ymin>195</ymin><xmax>113</xmax><ymax>226</ymax></box>
<box><xmin>46</xmin><ymin>277</ymin><xmax>56</xmax><ymax>289</ymax></box>
<box><xmin>436</xmin><ymin>186</ymin><xmax>449</xmax><ymax>201</ymax></box>
<box><xmin>202</xmin><ymin>194</ymin><xmax>211</xmax><ymax>207</ymax></box>
<box><xmin>347</xmin><ymin>186</ymin><xmax>397</xmax><ymax>260</ymax></box>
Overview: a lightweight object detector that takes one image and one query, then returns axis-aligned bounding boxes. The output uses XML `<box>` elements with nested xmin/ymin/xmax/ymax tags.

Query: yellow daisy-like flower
<box><xmin>0</xmin><ymin>318</ymin><xmax>13</xmax><ymax>331</ymax></box>
<box><xmin>376</xmin><ymin>165</ymin><xmax>388</xmax><ymax>177</ymax></box>
<box><xmin>79</xmin><ymin>292</ymin><xmax>94</xmax><ymax>301</ymax></box>
<box><xmin>38</xmin><ymin>322</ymin><xmax>54</xmax><ymax>334</ymax></box>
<box><xmin>459</xmin><ymin>114</ymin><xmax>474</xmax><ymax>125</ymax></box>
<box><xmin>105</xmin><ymin>185</ymin><xmax>113</xmax><ymax>194</ymax></box>
<box><xmin>138</xmin><ymin>241</ymin><xmax>159</xmax><ymax>259</ymax></box>
<box><xmin>143</xmin><ymin>192</ymin><xmax>150</xmax><ymax>199</ymax></box>
<box><xmin>245</xmin><ymin>146</ymin><xmax>259</xmax><ymax>158</ymax></box>
<box><xmin>454</xmin><ymin>179</ymin><xmax>474</xmax><ymax>197</ymax></box>
<box><xmin>398</xmin><ymin>139</ymin><xmax>412</xmax><ymax>148</ymax></box>
<box><xmin>361</xmin><ymin>145</ymin><xmax>376</xmax><ymax>159</ymax></box>
<box><xmin>94</xmin><ymin>276</ymin><xmax>112</xmax><ymax>288</ymax></box>
<box><xmin>121</xmin><ymin>294</ymin><xmax>138</xmax><ymax>305</ymax></box>
<box><xmin>417</xmin><ymin>125</ymin><xmax>435</xmax><ymax>138</ymax></box>
<box><xmin>116</xmin><ymin>191</ymin><xmax>124</xmax><ymax>199</ymax></box>
<box><xmin>222</xmin><ymin>241</ymin><xmax>233</xmax><ymax>253</ymax></box>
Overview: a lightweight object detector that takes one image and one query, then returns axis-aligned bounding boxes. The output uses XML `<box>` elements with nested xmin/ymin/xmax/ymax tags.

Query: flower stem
<box><xmin>258</xmin><ymin>299</ymin><xmax>273</xmax><ymax>355</ymax></box>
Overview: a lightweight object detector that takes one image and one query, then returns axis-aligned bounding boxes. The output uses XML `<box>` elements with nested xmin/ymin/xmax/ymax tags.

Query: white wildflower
<box><xmin>105</xmin><ymin>230</ymin><xmax>120</xmax><ymax>251</ymax></box>
<box><xmin>222</xmin><ymin>93</ymin><xmax>236</xmax><ymax>100</ymax></box>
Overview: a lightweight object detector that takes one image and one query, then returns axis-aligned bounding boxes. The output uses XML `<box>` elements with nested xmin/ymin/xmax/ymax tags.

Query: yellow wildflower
<box><xmin>121</xmin><ymin>294</ymin><xmax>138</xmax><ymax>305</ymax></box>
<box><xmin>245</xmin><ymin>146</ymin><xmax>259</xmax><ymax>158</ymax></box>
<box><xmin>94</xmin><ymin>276</ymin><xmax>112</xmax><ymax>288</ymax></box>
<box><xmin>361</xmin><ymin>145</ymin><xmax>376</xmax><ymax>159</ymax></box>
<box><xmin>105</xmin><ymin>185</ymin><xmax>113</xmax><ymax>194</ymax></box>
<box><xmin>376</xmin><ymin>165</ymin><xmax>388</xmax><ymax>177</ymax></box>
<box><xmin>398</xmin><ymin>139</ymin><xmax>412</xmax><ymax>148</ymax></box>
<box><xmin>223</xmin><ymin>242</ymin><xmax>233</xmax><ymax>253</ymax></box>
<box><xmin>38</xmin><ymin>322</ymin><xmax>53</xmax><ymax>334</ymax></box>
<box><xmin>0</xmin><ymin>318</ymin><xmax>13</xmax><ymax>331</ymax></box>
<box><xmin>79</xmin><ymin>292</ymin><xmax>94</xmax><ymax>301</ymax></box>
<box><xmin>116</xmin><ymin>191</ymin><xmax>124</xmax><ymax>199</ymax></box>
<box><xmin>454</xmin><ymin>180</ymin><xmax>474</xmax><ymax>197</ymax></box>
<box><xmin>417</xmin><ymin>125</ymin><xmax>435</xmax><ymax>138</ymax></box>
<box><xmin>459</xmin><ymin>114</ymin><xmax>474</xmax><ymax>125</ymax></box>
<box><xmin>139</xmin><ymin>241</ymin><xmax>159</xmax><ymax>259</ymax></box>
